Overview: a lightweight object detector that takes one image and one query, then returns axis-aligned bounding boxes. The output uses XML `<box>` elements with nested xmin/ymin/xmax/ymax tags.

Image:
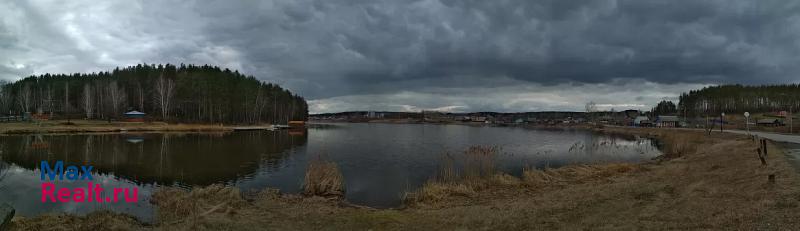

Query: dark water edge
<box><xmin>0</xmin><ymin>123</ymin><xmax>662</xmax><ymax>222</ymax></box>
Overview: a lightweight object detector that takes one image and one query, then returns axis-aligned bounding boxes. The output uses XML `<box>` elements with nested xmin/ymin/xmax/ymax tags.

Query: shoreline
<box><xmin>7</xmin><ymin>127</ymin><xmax>800</xmax><ymax>230</ymax></box>
<box><xmin>0</xmin><ymin>120</ymin><xmax>266</xmax><ymax>135</ymax></box>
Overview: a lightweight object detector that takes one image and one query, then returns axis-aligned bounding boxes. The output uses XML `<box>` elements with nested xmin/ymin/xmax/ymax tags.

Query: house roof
<box><xmin>124</xmin><ymin>111</ymin><xmax>146</xmax><ymax>115</ymax></box>
<box><xmin>657</xmin><ymin>116</ymin><xmax>680</xmax><ymax>122</ymax></box>
<box><xmin>757</xmin><ymin>119</ymin><xmax>780</xmax><ymax>123</ymax></box>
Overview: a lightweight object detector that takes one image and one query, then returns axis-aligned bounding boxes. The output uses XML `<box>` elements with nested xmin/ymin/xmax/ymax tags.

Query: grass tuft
<box><xmin>659</xmin><ymin>132</ymin><xmax>702</xmax><ymax>158</ymax></box>
<box><xmin>151</xmin><ymin>184</ymin><xmax>247</xmax><ymax>225</ymax></box>
<box><xmin>303</xmin><ymin>159</ymin><xmax>345</xmax><ymax>197</ymax></box>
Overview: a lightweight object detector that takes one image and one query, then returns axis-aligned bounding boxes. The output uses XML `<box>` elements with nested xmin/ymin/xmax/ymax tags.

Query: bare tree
<box><xmin>64</xmin><ymin>82</ymin><xmax>71</xmax><ymax>121</ymax></box>
<box><xmin>82</xmin><ymin>83</ymin><xmax>93</xmax><ymax>119</ymax></box>
<box><xmin>154</xmin><ymin>73</ymin><xmax>175</xmax><ymax>121</ymax></box>
<box><xmin>585</xmin><ymin>101</ymin><xmax>597</xmax><ymax>113</ymax></box>
<box><xmin>136</xmin><ymin>82</ymin><xmax>145</xmax><ymax>111</ymax></box>
<box><xmin>17</xmin><ymin>83</ymin><xmax>32</xmax><ymax>114</ymax></box>
<box><xmin>585</xmin><ymin>101</ymin><xmax>597</xmax><ymax>123</ymax></box>
<box><xmin>45</xmin><ymin>86</ymin><xmax>54</xmax><ymax>116</ymax></box>
<box><xmin>108</xmin><ymin>81</ymin><xmax>127</xmax><ymax>117</ymax></box>
<box><xmin>0</xmin><ymin>81</ymin><xmax>9</xmax><ymax>114</ymax></box>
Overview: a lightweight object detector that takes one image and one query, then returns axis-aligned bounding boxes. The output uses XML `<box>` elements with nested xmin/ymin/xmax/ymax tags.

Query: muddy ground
<box><xmin>9</xmin><ymin>128</ymin><xmax>800</xmax><ymax>230</ymax></box>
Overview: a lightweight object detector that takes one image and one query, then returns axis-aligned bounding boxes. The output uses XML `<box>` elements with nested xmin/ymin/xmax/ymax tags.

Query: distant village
<box><xmin>310</xmin><ymin>109</ymin><xmax>792</xmax><ymax>128</ymax></box>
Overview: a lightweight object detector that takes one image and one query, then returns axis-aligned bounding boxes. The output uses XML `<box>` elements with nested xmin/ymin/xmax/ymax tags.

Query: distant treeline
<box><xmin>678</xmin><ymin>84</ymin><xmax>800</xmax><ymax>117</ymax></box>
<box><xmin>0</xmin><ymin>64</ymin><xmax>308</xmax><ymax>124</ymax></box>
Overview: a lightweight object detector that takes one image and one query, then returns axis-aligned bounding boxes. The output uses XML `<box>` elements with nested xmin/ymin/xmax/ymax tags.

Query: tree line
<box><xmin>651</xmin><ymin>100</ymin><xmax>677</xmax><ymax>117</ymax></box>
<box><xmin>677</xmin><ymin>84</ymin><xmax>800</xmax><ymax>117</ymax></box>
<box><xmin>0</xmin><ymin>63</ymin><xmax>308</xmax><ymax>124</ymax></box>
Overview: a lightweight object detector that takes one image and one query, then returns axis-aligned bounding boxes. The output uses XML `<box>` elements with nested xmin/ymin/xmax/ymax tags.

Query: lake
<box><xmin>0</xmin><ymin>123</ymin><xmax>661</xmax><ymax>222</ymax></box>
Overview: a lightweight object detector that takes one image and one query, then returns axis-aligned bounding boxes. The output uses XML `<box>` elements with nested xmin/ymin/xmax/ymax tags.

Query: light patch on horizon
<box><xmin>308</xmin><ymin>81</ymin><xmax>709</xmax><ymax>114</ymax></box>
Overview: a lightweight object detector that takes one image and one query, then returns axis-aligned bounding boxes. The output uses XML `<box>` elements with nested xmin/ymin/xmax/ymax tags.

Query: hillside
<box><xmin>0</xmin><ymin>64</ymin><xmax>307</xmax><ymax>124</ymax></box>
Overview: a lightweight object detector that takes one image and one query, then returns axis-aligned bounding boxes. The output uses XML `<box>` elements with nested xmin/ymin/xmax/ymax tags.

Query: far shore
<box><xmin>2</xmin><ymin>118</ymin><xmax>592</xmax><ymax>135</ymax></box>
<box><xmin>0</xmin><ymin>120</ymin><xmax>257</xmax><ymax>135</ymax></box>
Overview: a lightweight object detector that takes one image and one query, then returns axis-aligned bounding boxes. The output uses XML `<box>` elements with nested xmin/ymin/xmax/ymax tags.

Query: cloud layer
<box><xmin>2</xmin><ymin>0</ymin><xmax>799</xmax><ymax>113</ymax></box>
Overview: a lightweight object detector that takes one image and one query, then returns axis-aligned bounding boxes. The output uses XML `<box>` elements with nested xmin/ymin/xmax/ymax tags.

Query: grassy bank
<box><xmin>9</xmin><ymin>128</ymin><xmax>800</xmax><ymax>230</ymax></box>
<box><xmin>0</xmin><ymin>120</ymin><xmax>236</xmax><ymax>135</ymax></box>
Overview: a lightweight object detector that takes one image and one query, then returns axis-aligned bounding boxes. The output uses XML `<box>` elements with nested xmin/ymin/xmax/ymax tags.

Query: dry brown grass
<box><xmin>151</xmin><ymin>185</ymin><xmax>247</xmax><ymax>225</ymax></box>
<box><xmin>303</xmin><ymin>159</ymin><xmax>345</xmax><ymax>197</ymax></box>
<box><xmin>406</xmin><ymin>145</ymin><xmax>502</xmax><ymax>205</ymax></box>
<box><xmin>463</xmin><ymin>145</ymin><xmax>499</xmax><ymax>178</ymax></box>
<box><xmin>658</xmin><ymin>131</ymin><xmax>703</xmax><ymax>158</ymax></box>
<box><xmin>407</xmin><ymin>163</ymin><xmax>643</xmax><ymax>206</ymax></box>
<box><xmin>10</xmin><ymin>211</ymin><xmax>143</xmax><ymax>231</ymax></box>
<box><xmin>522</xmin><ymin>163</ymin><xmax>642</xmax><ymax>186</ymax></box>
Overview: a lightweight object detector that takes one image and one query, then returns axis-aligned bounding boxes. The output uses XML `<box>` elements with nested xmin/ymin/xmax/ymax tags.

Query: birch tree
<box><xmin>82</xmin><ymin>83</ymin><xmax>93</xmax><ymax>119</ymax></box>
<box><xmin>16</xmin><ymin>84</ymin><xmax>32</xmax><ymax>113</ymax></box>
<box><xmin>108</xmin><ymin>81</ymin><xmax>127</xmax><ymax>116</ymax></box>
<box><xmin>154</xmin><ymin>74</ymin><xmax>175</xmax><ymax>121</ymax></box>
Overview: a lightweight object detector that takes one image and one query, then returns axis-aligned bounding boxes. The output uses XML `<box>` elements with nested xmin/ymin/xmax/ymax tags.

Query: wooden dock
<box><xmin>232</xmin><ymin>126</ymin><xmax>276</xmax><ymax>131</ymax></box>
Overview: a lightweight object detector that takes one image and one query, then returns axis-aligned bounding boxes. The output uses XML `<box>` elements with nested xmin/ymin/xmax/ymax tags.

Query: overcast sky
<box><xmin>2</xmin><ymin>0</ymin><xmax>799</xmax><ymax>113</ymax></box>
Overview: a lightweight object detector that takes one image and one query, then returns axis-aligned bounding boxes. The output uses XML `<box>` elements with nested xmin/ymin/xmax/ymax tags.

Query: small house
<box><xmin>123</xmin><ymin>111</ymin><xmax>146</xmax><ymax>122</ymax></box>
<box><xmin>472</xmin><ymin>116</ymin><xmax>487</xmax><ymax>123</ymax></box>
<box><xmin>656</xmin><ymin>116</ymin><xmax>680</xmax><ymax>127</ymax></box>
<box><xmin>757</xmin><ymin>118</ymin><xmax>783</xmax><ymax>127</ymax></box>
<box><xmin>634</xmin><ymin>116</ymin><xmax>651</xmax><ymax>127</ymax></box>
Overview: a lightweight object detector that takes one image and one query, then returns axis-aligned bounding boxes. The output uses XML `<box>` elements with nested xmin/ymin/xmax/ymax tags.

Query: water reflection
<box><xmin>0</xmin><ymin>130</ymin><xmax>307</xmax><ymax>221</ymax></box>
<box><xmin>0</xmin><ymin>131</ymin><xmax>307</xmax><ymax>186</ymax></box>
<box><xmin>0</xmin><ymin>124</ymin><xmax>661</xmax><ymax>221</ymax></box>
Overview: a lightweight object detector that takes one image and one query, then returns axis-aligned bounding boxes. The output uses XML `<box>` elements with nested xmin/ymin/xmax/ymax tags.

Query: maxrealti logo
<box><xmin>39</xmin><ymin>160</ymin><xmax>138</xmax><ymax>203</ymax></box>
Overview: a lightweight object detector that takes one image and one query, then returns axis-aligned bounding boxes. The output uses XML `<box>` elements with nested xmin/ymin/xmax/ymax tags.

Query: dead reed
<box><xmin>522</xmin><ymin>163</ymin><xmax>641</xmax><ymax>186</ymax></box>
<box><xmin>659</xmin><ymin>132</ymin><xmax>701</xmax><ymax>158</ymax></box>
<box><xmin>463</xmin><ymin>145</ymin><xmax>499</xmax><ymax>178</ymax></box>
<box><xmin>405</xmin><ymin>145</ymin><xmax>501</xmax><ymax>205</ymax></box>
<box><xmin>151</xmin><ymin>185</ymin><xmax>247</xmax><ymax>225</ymax></box>
<box><xmin>303</xmin><ymin>159</ymin><xmax>345</xmax><ymax>197</ymax></box>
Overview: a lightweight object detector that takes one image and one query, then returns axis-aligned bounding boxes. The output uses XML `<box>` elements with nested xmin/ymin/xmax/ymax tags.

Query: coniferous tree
<box><xmin>0</xmin><ymin>64</ymin><xmax>308</xmax><ymax>124</ymax></box>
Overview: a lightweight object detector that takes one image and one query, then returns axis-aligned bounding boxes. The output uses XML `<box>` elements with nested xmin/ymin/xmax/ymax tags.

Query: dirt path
<box><xmin>725</xmin><ymin>129</ymin><xmax>800</xmax><ymax>144</ymax></box>
<box><xmin>9</xmin><ymin>128</ymin><xmax>800</xmax><ymax>230</ymax></box>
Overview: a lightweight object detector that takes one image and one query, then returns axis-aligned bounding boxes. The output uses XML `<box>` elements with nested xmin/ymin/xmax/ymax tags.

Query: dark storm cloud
<box><xmin>1</xmin><ymin>0</ymin><xmax>799</xmax><ymax>112</ymax></box>
<box><xmin>188</xmin><ymin>0</ymin><xmax>800</xmax><ymax>98</ymax></box>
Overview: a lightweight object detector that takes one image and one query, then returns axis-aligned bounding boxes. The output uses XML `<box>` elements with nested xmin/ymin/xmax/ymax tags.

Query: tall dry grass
<box><xmin>151</xmin><ymin>185</ymin><xmax>247</xmax><ymax>225</ymax></box>
<box><xmin>433</xmin><ymin>145</ymin><xmax>500</xmax><ymax>182</ymax></box>
<box><xmin>303</xmin><ymin>159</ymin><xmax>345</xmax><ymax>197</ymax></box>
<box><xmin>406</xmin><ymin>144</ymin><xmax>647</xmax><ymax>206</ymax></box>
<box><xmin>463</xmin><ymin>145</ymin><xmax>499</xmax><ymax>178</ymax></box>
<box><xmin>406</xmin><ymin>145</ymin><xmax>504</xmax><ymax>205</ymax></box>
<box><xmin>659</xmin><ymin>132</ymin><xmax>702</xmax><ymax>158</ymax></box>
<box><xmin>522</xmin><ymin>163</ymin><xmax>641</xmax><ymax>186</ymax></box>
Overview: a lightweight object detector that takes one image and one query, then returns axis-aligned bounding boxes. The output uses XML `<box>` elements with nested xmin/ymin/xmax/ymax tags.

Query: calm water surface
<box><xmin>0</xmin><ymin>123</ymin><xmax>661</xmax><ymax>221</ymax></box>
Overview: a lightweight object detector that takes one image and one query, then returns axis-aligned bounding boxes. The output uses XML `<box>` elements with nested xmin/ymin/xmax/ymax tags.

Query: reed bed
<box><xmin>406</xmin><ymin>145</ymin><xmax>506</xmax><ymax>204</ymax></box>
<box><xmin>151</xmin><ymin>185</ymin><xmax>247</xmax><ymax>225</ymax></box>
<box><xmin>303</xmin><ymin>159</ymin><xmax>345</xmax><ymax>197</ymax></box>
<box><xmin>658</xmin><ymin>131</ymin><xmax>702</xmax><ymax>158</ymax></box>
